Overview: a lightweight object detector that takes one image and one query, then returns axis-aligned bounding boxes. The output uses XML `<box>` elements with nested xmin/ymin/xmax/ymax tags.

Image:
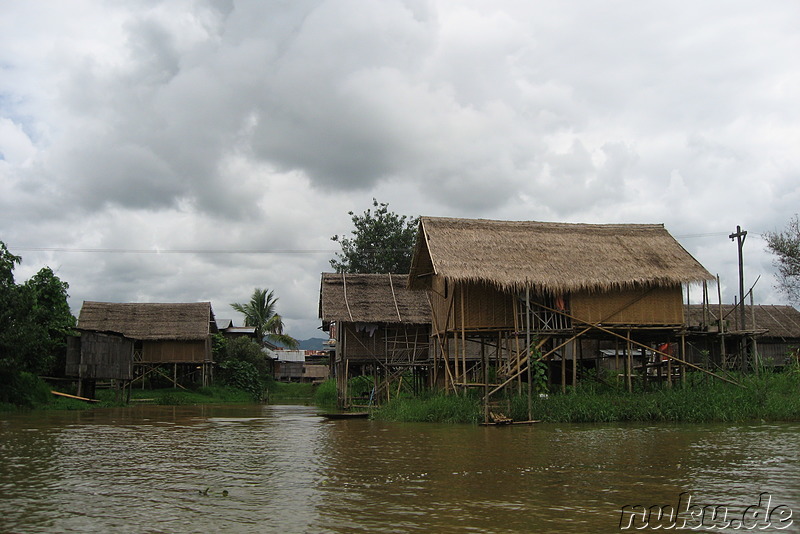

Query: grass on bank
<box><xmin>372</xmin><ymin>366</ymin><xmax>800</xmax><ymax>424</ymax></box>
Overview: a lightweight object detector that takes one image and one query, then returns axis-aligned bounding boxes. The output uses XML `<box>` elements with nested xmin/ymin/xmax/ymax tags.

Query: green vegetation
<box><xmin>1</xmin><ymin>242</ymin><xmax>76</xmax><ymax>406</ymax></box>
<box><xmin>374</xmin><ymin>391</ymin><xmax>482</xmax><ymax>424</ymax></box>
<box><xmin>330</xmin><ymin>198</ymin><xmax>418</xmax><ymax>274</ymax></box>
<box><xmin>313</xmin><ymin>378</ymin><xmax>338</xmax><ymax>408</ymax></box>
<box><xmin>119</xmin><ymin>386</ymin><xmax>255</xmax><ymax>406</ymax></box>
<box><xmin>0</xmin><ymin>383</ymin><xmax>258</xmax><ymax>412</ymax></box>
<box><xmin>764</xmin><ymin>214</ymin><xmax>800</xmax><ymax>303</ymax></box>
<box><xmin>230</xmin><ymin>288</ymin><xmax>298</xmax><ymax>348</ymax></box>
<box><xmin>213</xmin><ymin>336</ymin><xmax>273</xmax><ymax>401</ymax></box>
<box><xmin>267</xmin><ymin>381</ymin><xmax>316</xmax><ymax>403</ymax></box>
<box><xmin>372</xmin><ymin>367</ymin><xmax>800</xmax><ymax>424</ymax></box>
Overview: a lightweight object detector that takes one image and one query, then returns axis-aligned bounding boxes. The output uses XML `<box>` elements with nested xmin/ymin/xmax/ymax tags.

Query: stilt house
<box><xmin>319</xmin><ymin>273</ymin><xmax>430</xmax><ymax>407</ymax></box>
<box><xmin>69</xmin><ymin>301</ymin><xmax>218</xmax><ymax>391</ymax></box>
<box><xmin>686</xmin><ymin>303</ymin><xmax>800</xmax><ymax>367</ymax></box>
<box><xmin>407</xmin><ymin>217</ymin><xmax>714</xmax><ymax>410</ymax></box>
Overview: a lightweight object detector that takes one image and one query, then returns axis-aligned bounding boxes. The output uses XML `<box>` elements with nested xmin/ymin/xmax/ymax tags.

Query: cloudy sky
<box><xmin>1</xmin><ymin>0</ymin><xmax>798</xmax><ymax>339</ymax></box>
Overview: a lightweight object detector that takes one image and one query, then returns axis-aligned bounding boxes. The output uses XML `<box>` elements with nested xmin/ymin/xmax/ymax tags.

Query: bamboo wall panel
<box><xmin>342</xmin><ymin>324</ymin><xmax>385</xmax><ymax>359</ymax></box>
<box><xmin>429</xmin><ymin>279</ymin><xmax>517</xmax><ymax>332</ymax></box>
<box><xmin>571</xmin><ymin>286</ymin><xmax>683</xmax><ymax>325</ymax></box>
<box><xmin>453</xmin><ymin>282</ymin><xmax>515</xmax><ymax>330</ymax></box>
<box><xmin>142</xmin><ymin>340</ymin><xmax>208</xmax><ymax>362</ymax></box>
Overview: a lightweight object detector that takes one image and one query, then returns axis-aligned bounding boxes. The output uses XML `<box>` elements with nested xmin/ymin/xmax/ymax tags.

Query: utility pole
<box><xmin>729</xmin><ymin>225</ymin><xmax>747</xmax><ymax>371</ymax></box>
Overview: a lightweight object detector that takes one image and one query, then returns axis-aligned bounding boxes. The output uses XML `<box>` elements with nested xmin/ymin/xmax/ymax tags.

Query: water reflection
<box><xmin>1</xmin><ymin>406</ymin><xmax>798</xmax><ymax>533</ymax></box>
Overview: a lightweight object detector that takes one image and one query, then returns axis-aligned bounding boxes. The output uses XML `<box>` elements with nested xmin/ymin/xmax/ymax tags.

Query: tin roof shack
<box><xmin>686</xmin><ymin>304</ymin><xmax>800</xmax><ymax>368</ymax></box>
<box><xmin>319</xmin><ymin>273</ymin><xmax>430</xmax><ymax>408</ymax></box>
<box><xmin>408</xmin><ymin>217</ymin><xmax>716</xmax><ymax>421</ymax></box>
<box><xmin>74</xmin><ymin>301</ymin><xmax>218</xmax><ymax>390</ymax></box>
<box><xmin>271</xmin><ymin>350</ymin><xmax>331</xmax><ymax>383</ymax></box>
<box><xmin>216</xmin><ymin>319</ymin><xmax>258</xmax><ymax>340</ymax></box>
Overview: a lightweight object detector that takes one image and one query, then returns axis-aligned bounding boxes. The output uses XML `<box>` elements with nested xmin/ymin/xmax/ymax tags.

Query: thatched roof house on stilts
<box><xmin>68</xmin><ymin>301</ymin><xmax>218</xmax><ymax>399</ymax></box>
<box><xmin>408</xmin><ymin>217</ymin><xmax>718</xmax><ymax>424</ymax></box>
<box><xmin>319</xmin><ymin>273</ymin><xmax>430</xmax><ymax>408</ymax></box>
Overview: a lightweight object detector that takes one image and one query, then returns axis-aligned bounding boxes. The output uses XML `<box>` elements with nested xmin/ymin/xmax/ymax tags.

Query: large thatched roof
<box><xmin>687</xmin><ymin>304</ymin><xmax>800</xmax><ymax>339</ymax></box>
<box><xmin>77</xmin><ymin>301</ymin><xmax>217</xmax><ymax>341</ymax></box>
<box><xmin>319</xmin><ymin>273</ymin><xmax>429</xmax><ymax>324</ymax></box>
<box><xmin>409</xmin><ymin>217</ymin><xmax>713</xmax><ymax>293</ymax></box>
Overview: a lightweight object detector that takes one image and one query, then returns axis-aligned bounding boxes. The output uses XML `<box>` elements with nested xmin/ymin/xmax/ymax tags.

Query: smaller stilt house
<box><xmin>686</xmin><ymin>303</ymin><xmax>800</xmax><ymax>368</ymax></box>
<box><xmin>408</xmin><ymin>217</ymin><xmax>715</xmax><ymax>422</ymax></box>
<box><xmin>69</xmin><ymin>301</ymin><xmax>218</xmax><ymax>393</ymax></box>
<box><xmin>319</xmin><ymin>273</ymin><xmax>430</xmax><ymax>408</ymax></box>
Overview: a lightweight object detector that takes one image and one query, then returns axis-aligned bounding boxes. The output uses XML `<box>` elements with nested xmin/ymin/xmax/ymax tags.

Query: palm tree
<box><xmin>231</xmin><ymin>288</ymin><xmax>299</xmax><ymax>349</ymax></box>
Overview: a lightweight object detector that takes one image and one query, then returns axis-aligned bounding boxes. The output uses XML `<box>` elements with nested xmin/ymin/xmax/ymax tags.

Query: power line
<box><xmin>9</xmin><ymin>247</ymin><xmax>338</xmax><ymax>255</ymax></box>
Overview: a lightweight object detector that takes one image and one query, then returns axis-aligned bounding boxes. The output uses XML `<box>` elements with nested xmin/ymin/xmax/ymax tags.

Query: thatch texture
<box><xmin>77</xmin><ymin>301</ymin><xmax>216</xmax><ymax>341</ymax></box>
<box><xmin>687</xmin><ymin>304</ymin><xmax>800</xmax><ymax>339</ymax></box>
<box><xmin>409</xmin><ymin>217</ymin><xmax>713</xmax><ymax>293</ymax></box>
<box><xmin>319</xmin><ymin>273</ymin><xmax>429</xmax><ymax>324</ymax></box>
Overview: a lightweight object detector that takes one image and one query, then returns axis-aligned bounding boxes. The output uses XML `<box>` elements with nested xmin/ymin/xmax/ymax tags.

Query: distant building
<box><xmin>215</xmin><ymin>318</ymin><xmax>258</xmax><ymax>340</ymax></box>
<box><xmin>271</xmin><ymin>349</ymin><xmax>330</xmax><ymax>383</ymax></box>
<box><xmin>686</xmin><ymin>303</ymin><xmax>800</xmax><ymax>367</ymax></box>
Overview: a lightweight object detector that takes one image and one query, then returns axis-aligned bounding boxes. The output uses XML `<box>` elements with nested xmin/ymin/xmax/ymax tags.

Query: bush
<box><xmin>374</xmin><ymin>391</ymin><xmax>481</xmax><ymax>424</ymax></box>
<box><xmin>313</xmin><ymin>379</ymin><xmax>337</xmax><ymax>407</ymax></box>
<box><xmin>217</xmin><ymin>360</ymin><xmax>264</xmax><ymax>401</ymax></box>
<box><xmin>0</xmin><ymin>371</ymin><xmax>52</xmax><ymax>408</ymax></box>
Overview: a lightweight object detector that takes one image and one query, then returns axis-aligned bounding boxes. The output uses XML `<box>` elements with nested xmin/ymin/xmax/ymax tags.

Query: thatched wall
<box><xmin>429</xmin><ymin>281</ymin><xmax>683</xmax><ymax>333</ymax></box>
<box><xmin>429</xmin><ymin>280</ymin><xmax>515</xmax><ymax>334</ymax></box>
<box><xmin>142</xmin><ymin>340</ymin><xmax>210</xmax><ymax>363</ymax></box>
<box><xmin>571</xmin><ymin>286</ymin><xmax>684</xmax><ymax>326</ymax></box>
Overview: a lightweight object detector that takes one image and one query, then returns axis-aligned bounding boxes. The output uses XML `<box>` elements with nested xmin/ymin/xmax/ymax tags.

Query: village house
<box><xmin>685</xmin><ymin>303</ymin><xmax>800</xmax><ymax>368</ymax></box>
<box><xmin>407</xmin><ymin>216</ymin><xmax>715</xmax><ymax>422</ymax></box>
<box><xmin>319</xmin><ymin>272</ymin><xmax>430</xmax><ymax>407</ymax></box>
<box><xmin>67</xmin><ymin>301</ymin><xmax>218</xmax><ymax>397</ymax></box>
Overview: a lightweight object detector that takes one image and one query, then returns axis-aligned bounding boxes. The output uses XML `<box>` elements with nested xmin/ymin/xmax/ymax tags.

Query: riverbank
<box><xmin>0</xmin><ymin>380</ymin><xmax>321</xmax><ymax>412</ymax></box>
<box><xmin>373</xmin><ymin>368</ymin><xmax>800</xmax><ymax>424</ymax></box>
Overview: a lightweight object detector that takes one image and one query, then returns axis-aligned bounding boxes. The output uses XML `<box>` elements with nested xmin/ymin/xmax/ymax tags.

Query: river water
<box><xmin>1</xmin><ymin>404</ymin><xmax>798</xmax><ymax>533</ymax></box>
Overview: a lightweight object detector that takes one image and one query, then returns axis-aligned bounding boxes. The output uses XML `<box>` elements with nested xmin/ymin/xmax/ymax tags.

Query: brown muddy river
<box><xmin>1</xmin><ymin>404</ymin><xmax>799</xmax><ymax>533</ymax></box>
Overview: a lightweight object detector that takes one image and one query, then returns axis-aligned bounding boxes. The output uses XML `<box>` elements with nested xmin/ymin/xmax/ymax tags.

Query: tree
<box><xmin>765</xmin><ymin>215</ymin><xmax>800</xmax><ymax>303</ymax></box>
<box><xmin>231</xmin><ymin>288</ymin><xmax>299</xmax><ymax>349</ymax></box>
<box><xmin>0</xmin><ymin>242</ymin><xmax>76</xmax><ymax>404</ymax></box>
<box><xmin>25</xmin><ymin>267</ymin><xmax>77</xmax><ymax>376</ymax></box>
<box><xmin>330</xmin><ymin>198</ymin><xmax>419</xmax><ymax>274</ymax></box>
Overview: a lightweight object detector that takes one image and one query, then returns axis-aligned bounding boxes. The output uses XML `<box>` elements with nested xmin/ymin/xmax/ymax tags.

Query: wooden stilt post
<box><xmin>561</xmin><ymin>337</ymin><xmax>566</xmax><ymax>394</ymax></box>
<box><xmin>626</xmin><ymin>331</ymin><xmax>633</xmax><ymax>393</ymax></box>
<box><xmin>681</xmin><ymin>333</ymin><xmax>687</xmax><ymax>387</ymax></box>
<box><xmin>482</xmin><ymin>340</ymin><xmax>489</xmax><ymax>425</ymax></box>
<box><xmin>460</xmin><ymin>284</ymin><xmax>467</xmax><ymax>387</ymax></box>
<box><xmin>524</xmin><ymin>289</ymin><xmax>532</xmax><ymax>420</ymax></box>
<box><xmin>571</xmin><ymin>338</ymin><xmax>577</xmax><ymax>391</ymax></box>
